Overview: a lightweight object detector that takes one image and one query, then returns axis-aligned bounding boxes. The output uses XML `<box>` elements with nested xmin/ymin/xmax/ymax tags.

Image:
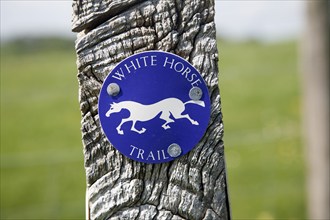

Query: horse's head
<box><xmin>105</xmin><ymin>102</ymin><xmax>122</xmax><ymax>117</ymax></box>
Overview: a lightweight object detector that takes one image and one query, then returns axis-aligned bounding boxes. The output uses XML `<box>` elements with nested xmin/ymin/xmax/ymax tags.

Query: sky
<box><xmin>0</xmin><ymin>0</ymin><xmax>304</xmax><ymax>42</ymax></box>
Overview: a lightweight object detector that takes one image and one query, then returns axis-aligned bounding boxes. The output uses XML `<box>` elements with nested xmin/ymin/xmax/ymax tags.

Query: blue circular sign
<box><xmin>99</xmin><ymin>51</ymin><xmax>211</xmax><ymax>163</ymax></box>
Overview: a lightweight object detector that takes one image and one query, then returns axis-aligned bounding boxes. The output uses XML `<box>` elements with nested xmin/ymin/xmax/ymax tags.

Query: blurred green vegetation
<box><xmin>0</xmin><ymin>38</ymin><xmax>305</xmax><ymax>219</ymax></box>
<box><xmin>220</xmin><ymin>40</ymin><xmax>305</xmax><ymax>219</ymax></box>
<box><xmin>1</xmin><ymin>38</ymin><xmax>85</xmax><ymax>219</ymax></box>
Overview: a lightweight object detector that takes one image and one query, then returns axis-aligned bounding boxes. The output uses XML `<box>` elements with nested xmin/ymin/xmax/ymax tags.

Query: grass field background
<box><xmin>0</xmin><ymin>38</ymin><xmax>305</xmax><ymax>219</ymax></box>
<box><xmin>220</xmin><ymin>40</ymin><xmax>305</xmax><ymax>219</ymax></box>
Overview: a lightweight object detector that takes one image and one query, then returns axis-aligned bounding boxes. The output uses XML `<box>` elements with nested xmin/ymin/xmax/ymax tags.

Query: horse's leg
<box><xmin>160</xmin><ymin>111</ymin><xmax>174</xmax><ymax>129</ymax></box>
<box><xmin>116</xmin><ymin>118</ymin><xmax>131</xmax><ymax>135</ymax></box>
<box><xmin>172</xmin><ymin>111</ymin><xmax>199</xmax><ymax>125</ymax></box>
<box><xmin>130</xmin><ymin>120</ymin><xmax>146</xmax><ymax>134</ymax></box>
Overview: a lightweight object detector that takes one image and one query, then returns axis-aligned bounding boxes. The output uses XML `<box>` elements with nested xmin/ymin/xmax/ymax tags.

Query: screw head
<box><xmin>167</xmin><ymin>143</ymin><xmax>182</xmax><ymax>158</ymax></box>
<box><xmin>107</xmin><ymin>83</ymin><xmax>120</xmax><ymax>96</ymax></box>
<box><xmin>189</xmin><ymin>87</ymin><xmax>203</xmax><ymax>100</ymax></box>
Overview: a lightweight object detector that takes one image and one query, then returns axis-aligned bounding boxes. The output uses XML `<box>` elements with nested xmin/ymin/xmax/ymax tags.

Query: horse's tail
<box><xmin>184</xmin><ymin>100</ymin><xmax>205</xmax><ymax>107</ymax></box>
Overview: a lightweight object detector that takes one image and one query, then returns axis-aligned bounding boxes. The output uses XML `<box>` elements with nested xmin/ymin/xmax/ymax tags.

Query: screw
<box><xmin>107</xmin><ymin>83</ymin><xmax>120</xmax><ymax>96</ymax></box>
<box><xmin>189</xmin><ymin>87</ymin><xmax>203</xmax><ymax>100</ymax></box>
<box><xmin>167</xmin><ymin>143</ymin><xmax>182</xmax><ymax>158</ymax></box>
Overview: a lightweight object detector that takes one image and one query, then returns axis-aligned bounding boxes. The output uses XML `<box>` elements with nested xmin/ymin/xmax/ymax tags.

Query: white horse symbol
<box><xmin>105</xmin><ymin>97</ymin><xmax>205</xmax><ymax>135</ymax></box>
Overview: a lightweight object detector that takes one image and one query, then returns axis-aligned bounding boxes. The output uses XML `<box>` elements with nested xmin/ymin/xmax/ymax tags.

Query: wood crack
<box><xmin>72</xmin><ymin>0</ymin><xmax>145</xmax><ymax>33</ymax></box>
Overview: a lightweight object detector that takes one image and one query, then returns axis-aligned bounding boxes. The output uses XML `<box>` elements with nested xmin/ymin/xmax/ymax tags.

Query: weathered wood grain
<box><xmin>72</xmin><ymin>0</ymin><xmax>230</xmax><ymax>219</ymax></box>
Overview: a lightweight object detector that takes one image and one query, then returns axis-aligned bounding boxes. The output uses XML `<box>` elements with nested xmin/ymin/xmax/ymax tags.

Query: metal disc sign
<box><xmin>98</xmin><ymin>51</ymin><xmax>211</xmax><ymax>163</ymax></box>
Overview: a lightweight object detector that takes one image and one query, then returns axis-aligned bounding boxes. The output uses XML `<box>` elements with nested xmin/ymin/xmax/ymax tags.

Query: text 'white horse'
<box><xmin>105</xmin><ymin>98</ymin><xmax>205</xmax><ymax>135</ymax></box>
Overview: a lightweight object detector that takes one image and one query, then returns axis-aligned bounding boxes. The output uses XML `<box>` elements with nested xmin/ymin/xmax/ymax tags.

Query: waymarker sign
<box><xmin>98</xmin><ymin>51</ymin><xmax>211</xmax><ymax>163</ymax></box>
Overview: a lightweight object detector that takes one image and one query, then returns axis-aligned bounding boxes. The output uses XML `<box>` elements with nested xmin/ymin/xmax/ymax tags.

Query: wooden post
<box><xmin>72</xmin><ymin>1</ymin><xmax>231</xmax><ymax>219</ymax></box>
<box><xmin>302</xmin><ymin>1</ymin><xmax>330</xmax><ymax>219</ymax></box>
